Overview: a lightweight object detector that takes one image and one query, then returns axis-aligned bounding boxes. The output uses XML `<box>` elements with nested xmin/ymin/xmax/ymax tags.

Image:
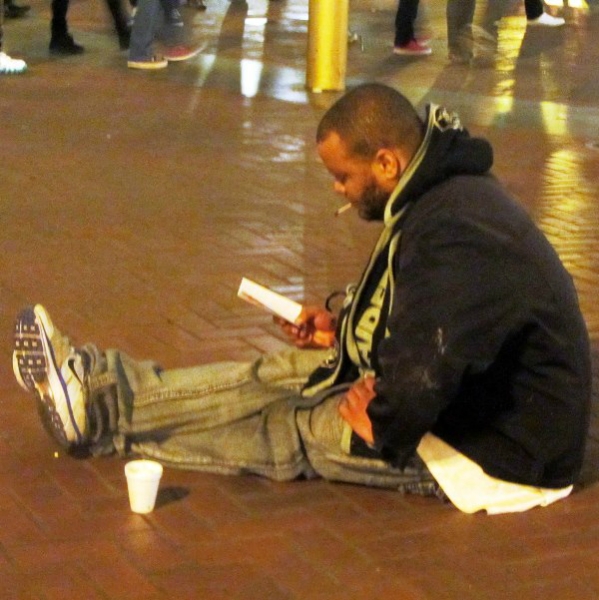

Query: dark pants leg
<box><xmin>524</xmin><ymin>0</ymin><xmax>544</xmax><ymax>19</ymax></box>
<box><xmin>104</xmin><ymin>0</ymin><xmax>130</xmax><ymax>38</ymax></box>
<box><xmin>51</xmin><ymin>0</ymin><xmax>69</xmax><ymax>36</ymax></box>
<box><xmin>157</xmin><ymin>0</ymin><xmax>185</xmax><ymax>46</ymax></box>
<box><xmin>446</xmin><ymin>0</ymin><xmax>475</xmax><ymax>57</ymax></box>
<box><xmin>128</xmin><ymin>0</ymin><xmax>161</xmax><ymax>60</ymax></box>
<box><xmin>481</xmin><ymin>0</ymin><xmax>509</xmax><ymax>36</ymax></box>
<box><xmin>394</xmin><ymin>0</ymin><xmax>420</xmax><ymax>46</ymax></box>
<box><xmin>0</xmin><ymin>0</ymin><xmax>4</xmax><ymax>51</ymax></box>
<box><xmin>160</xmin><ymin>0</ymin><xmax>180</xmax><ymax>23</ymax></box>
<box><xmin>128</xmin><ymin>0</ymin><xmax>183</xmax><ymax>59</ymax></box>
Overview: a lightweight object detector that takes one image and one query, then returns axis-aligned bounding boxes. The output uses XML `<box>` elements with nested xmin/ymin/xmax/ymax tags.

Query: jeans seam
<box><xmin>133</xmin><ymin>375</ymin><xmax>255</xmax><ymax>407</ymax></box>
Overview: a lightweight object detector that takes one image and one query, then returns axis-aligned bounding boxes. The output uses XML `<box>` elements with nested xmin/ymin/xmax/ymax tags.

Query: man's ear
<box><xmin>372</xmin><ymin>148</ymin><xmax>405</xmax><ymax>188</ymax></box>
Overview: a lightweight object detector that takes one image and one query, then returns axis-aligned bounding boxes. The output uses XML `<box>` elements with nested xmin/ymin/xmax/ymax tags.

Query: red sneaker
<box><xmin>163</xmin><ymin>44</ymin><xmax>201</xmax><ymax>62</ymax></box>
<box><xmin>393</xmin><ymin>39</ymin><xmax>432</xmax><ymax>56</ymax></box>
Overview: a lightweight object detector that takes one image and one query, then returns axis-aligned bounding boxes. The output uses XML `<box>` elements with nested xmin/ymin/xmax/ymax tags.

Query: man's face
<box><xmin>317</xmin><ymin>132</ymin><xmax>391</xmax><ymax>222</ymax></box>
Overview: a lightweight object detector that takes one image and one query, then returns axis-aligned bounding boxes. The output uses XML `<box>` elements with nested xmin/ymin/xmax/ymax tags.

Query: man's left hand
<box><xmin>338</xmin><ymin>376</ymin><xmax>376</xmax><ymax>445</ymax></box>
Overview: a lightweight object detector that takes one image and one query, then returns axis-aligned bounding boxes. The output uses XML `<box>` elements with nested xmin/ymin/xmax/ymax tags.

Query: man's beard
<box><xmin>357</xmin><ymin>180</ymin><xmax>390</xmax><ymax>221</ymax></box>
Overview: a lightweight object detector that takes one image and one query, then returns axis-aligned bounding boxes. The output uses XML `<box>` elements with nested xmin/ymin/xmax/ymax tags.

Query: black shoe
<box><xmin>5</xmin><ymin>2</ymin><xmax>31</xmax><ymax>18</ymax></box>
<box><xmin>49</xmin><ymin>34</ymin><xmax>85</xmax><ymax>55</ymax></box>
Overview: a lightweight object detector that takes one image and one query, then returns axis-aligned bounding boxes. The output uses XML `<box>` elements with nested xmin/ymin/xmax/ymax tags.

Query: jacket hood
<box><xmin>384</xmin><ymin>104</ymin><xmax>494</xmax><ymax>225</ymax></box>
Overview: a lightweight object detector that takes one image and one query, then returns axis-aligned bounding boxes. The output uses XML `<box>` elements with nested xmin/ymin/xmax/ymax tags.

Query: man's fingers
<box><xmin>314</xmin><ymin>312</ymin><xmax>337</xmax><ymax>332</ymax></box>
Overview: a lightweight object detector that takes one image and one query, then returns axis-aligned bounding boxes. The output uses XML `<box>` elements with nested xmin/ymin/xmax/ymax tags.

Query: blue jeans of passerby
<box><xmin>86</xmin><ymin>346</ymin><xmax>437</xmax><ymax>494</ymax></box>
<box><xmin>128</xmin><ymin>0</ymin><xmax>184</xmax><ymax>61</ymax></box>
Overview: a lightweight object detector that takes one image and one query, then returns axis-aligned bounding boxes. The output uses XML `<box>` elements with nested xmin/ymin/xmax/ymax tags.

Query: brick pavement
<box><xmin>1</xmin><ymin>0</ymin><xmax>599</xmax><ymax>598</ymax></box>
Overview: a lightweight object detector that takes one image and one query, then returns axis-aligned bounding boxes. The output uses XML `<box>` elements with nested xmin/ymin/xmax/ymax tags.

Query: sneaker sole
<box><xmin>0</xmin><ymin>67</ymin><xmax>27</xmax><ymax>74</ymax></box>
<box><xmin>127</xmin><ymin>60</ymin><xmax>168</xmax><ymax>69</ymax></box>
<box><xmin>13</xmin><ymin>307</ymin><xmax>83</xmax><ymax>446</ymax></box>
<box><xmin>393</xmin><ymin>49</ymin><xmax>432</xmax><ymax>56</ymax></box>
<box><xmin>527</xmin><ymin>18</ymin><xmax>565</xmax><ymax>26</ymax></box>
<box><xmin>13</xmin><ymin>308</ymin><xmax>47</xmax><ymax>392</ymax></box>
<box><xmin>49</xmin><ymin>48</ymin><xmax>85</xmax><ymax>55</ymax></box>
<box><xmin>164</xmin><ymin>52</ymin><xmax>199</xmax><ymax>62</ymax></box>
<box><xmin>164</xmin><ymin>43</ymin><xmax>205</xmax><ymax>62</ymax></box>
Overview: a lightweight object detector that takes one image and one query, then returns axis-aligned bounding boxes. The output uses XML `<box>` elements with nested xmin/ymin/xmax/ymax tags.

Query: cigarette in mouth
<box><xmin>335</xmin><ymin>203</ymin><xmax>352</xmax><ymax>217</ymax></box>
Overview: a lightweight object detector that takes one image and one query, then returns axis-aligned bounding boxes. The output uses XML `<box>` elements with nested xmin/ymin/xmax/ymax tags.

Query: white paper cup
<box><xmin>124</xmin><ymin>459</ymin><xmax>163</xmax><ymax>514</ymax></box>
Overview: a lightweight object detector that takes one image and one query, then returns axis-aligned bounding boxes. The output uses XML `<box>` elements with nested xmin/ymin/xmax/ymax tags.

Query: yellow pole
<box><xmin>306</xmin><ymin>0</ymin><xmax>349</xmax><ymax>93</ymax></box>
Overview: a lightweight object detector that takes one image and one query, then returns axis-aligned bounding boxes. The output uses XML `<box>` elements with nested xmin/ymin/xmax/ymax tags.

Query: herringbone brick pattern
<box><xmin>1</xmin><ymin>0</ymin><xmax>598</xmax><ymax>598</ymax></box>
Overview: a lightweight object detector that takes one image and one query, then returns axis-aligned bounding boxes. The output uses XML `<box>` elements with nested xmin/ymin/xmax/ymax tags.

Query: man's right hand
<box><xmin>275</xmin><ymin>305</ymin><xmax>336</xmax><ymax>349</ymax></box>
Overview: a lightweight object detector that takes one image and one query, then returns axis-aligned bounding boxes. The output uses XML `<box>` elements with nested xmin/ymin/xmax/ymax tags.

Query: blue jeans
<box><xmin>128</xmin><ymin>0</ymin><xmax>185</xmax><ymax>61</ymax></box>
<box><xmin>87</xmin><ymin>346</ymin><xmax>437</xmax><ymax>494</ymax></box>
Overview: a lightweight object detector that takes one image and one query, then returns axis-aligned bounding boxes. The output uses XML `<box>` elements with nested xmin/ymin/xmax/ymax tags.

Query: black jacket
<box><xmin>304</xmin><ymin>105</ymin><xmax>591</xmax><ymax>489</ymax></box>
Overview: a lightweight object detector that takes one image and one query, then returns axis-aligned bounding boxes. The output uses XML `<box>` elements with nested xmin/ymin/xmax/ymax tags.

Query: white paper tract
<box><xmin>237</xmin><ymin>278</ymin><xmax>302</xmax><ymax>323</ymax></box>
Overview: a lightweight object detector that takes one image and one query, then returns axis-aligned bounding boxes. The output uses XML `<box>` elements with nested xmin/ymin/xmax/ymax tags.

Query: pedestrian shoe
<box><xmin>49</xmin><ymin>34</ymin><xmax>85</xmax><ymax>55</ymax></box>
<box><xmin>0</xmin><ymin>52</ymin><xmax>27</xmax><ymax>74</ymax></box>
<box><xmin>162</xmin><ymin>44</ymin><xmax>202</xmax><ymax>62</ymax></box>
<box><xmin>527</xmin><ymin>12</ymin><xmax>565</xmax><ymax>26</ymax></box>
<box><xmin>4</xmin><ymin>1</ymin><xmax>30</xmax><ymax>18</ymax></box>
<box><xmin>13</xmin><ymin>305</ymin><xmax>89</xmax><ymax>448</ymax></box>
<box><xmin>393</xmin><ymin>39</ymin><xmax>432</xmax><ymax>56</ymax></box>
<box><xmin>127</xmin><ymin>55</ymin><xmax>168</xmax><ymax>69</ymax></box>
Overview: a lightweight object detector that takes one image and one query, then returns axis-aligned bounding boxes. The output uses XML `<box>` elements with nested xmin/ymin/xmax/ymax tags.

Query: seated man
<box><xmin>13</xmin><ymin>83</ymin><xmax>592</xmax><ymax>514</ymax></box>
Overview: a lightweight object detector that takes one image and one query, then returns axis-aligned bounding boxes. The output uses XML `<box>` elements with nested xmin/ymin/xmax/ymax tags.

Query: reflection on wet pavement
<box><xmin>2</xmin><ymin>0</ymin><xmax>599</xmax><ymax>342</ymax></box>
<box><xmin>1</xmin><ymin>3</ymin><xmax>599</xmax><ymax>596</ymax></box>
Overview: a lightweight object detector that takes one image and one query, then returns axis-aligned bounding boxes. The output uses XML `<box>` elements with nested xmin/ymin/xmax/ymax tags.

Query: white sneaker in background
<box><xmin>527</xmin><ymin>12</ymin><xmax>565</xmax><ymax>26</ymax></box>
<box><xmin>0</xmin><ymin>51</ymin><xmax>27</xmax><ymax>74</ymax></box>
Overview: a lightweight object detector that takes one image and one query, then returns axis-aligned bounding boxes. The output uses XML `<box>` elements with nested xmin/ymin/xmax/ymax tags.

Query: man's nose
<box><xmin>333</xmin><ymin>181</ymin><xmax>345</xmax><ymax>195</ymax></box>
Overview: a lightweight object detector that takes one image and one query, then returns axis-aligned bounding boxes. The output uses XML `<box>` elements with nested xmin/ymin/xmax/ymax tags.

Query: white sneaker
<box><xmin>13</xmin><ymin>305</ymin><xmax>88</xmax><ymax>447</ymax></box>
<box><xmin>527</xmin><ymin>12</ymin><xmax>565</xmax><ymax>26</ymax></box>
<box><xmin>0</xmin><ymin>51</ymin><xmax>27</xmax><ymax>74</ymax></box>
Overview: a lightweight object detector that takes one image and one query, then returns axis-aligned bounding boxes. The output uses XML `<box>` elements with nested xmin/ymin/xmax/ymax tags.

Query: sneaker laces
<box><xmin>61</xmin><ymin>346</ymin><xmax>119</xmax><ymax>446</ymax></box>
<box><xmin>62</xmin><ymin>350</ymin><xmax>90</xmax><ymax>443</ymax></box>
<box><xmin>79</xmin><ymin>344</ymin><xmax>119</xmax><ymax>449</ymax></box>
